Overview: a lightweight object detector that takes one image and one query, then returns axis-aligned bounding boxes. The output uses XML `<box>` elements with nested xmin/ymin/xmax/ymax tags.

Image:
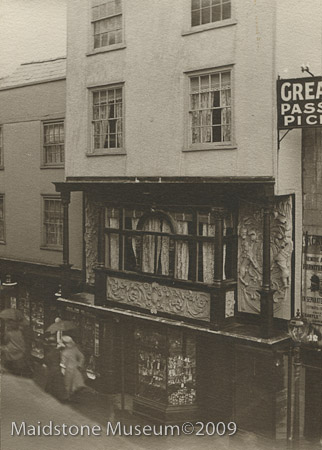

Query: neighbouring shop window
<box><xmin>104</xmin><ymin>206</ymin><xmax>237</xmax><ymax>284</ymax></box>
<box><xmin>0</xmin><ymin>195</ymin><xmax>5</xmax><ymax>242</ymax></box>
<box><xmin>189</xmin><ymin>70</ymin><xmax>231</xmax><ymax>145</ymax></box>
<box><xmin>0</xmin><ymin>125</ymin><xmax>3</xmax><ymax>167</ymax></box>
<box><xmin>92</xmin><ymin>0</ymin><xmax>122</xmax><ymax>49</ymax></box>
<box><xmin>17</xmin><ymin>293</ymin><xmax>45</xmax><ymax>359</ymax></box>
<box><xmin>43</xmin><ymin>121</ymin><xmax>64</xmax><ymax>166</ymax></box>
<box><xmin>92</xmin><ymin>86</ymin><xmax>123</xmax><ymax>151</ymax></box>
<box><xmin>191</xmin><ymin>0</ymin><xmax>231</xmax><ymax>27</ymax></box>
<box><xmin>42</xmin><ymin>197</ymin><xmax>63</xmax><ymax>249</ymax></box>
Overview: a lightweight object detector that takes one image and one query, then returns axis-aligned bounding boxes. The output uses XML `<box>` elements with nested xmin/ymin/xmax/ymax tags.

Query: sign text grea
<box><xmin>277</xmin><ymin>76</ymin><xmax>322</xmax><ymax>129</ymax></box>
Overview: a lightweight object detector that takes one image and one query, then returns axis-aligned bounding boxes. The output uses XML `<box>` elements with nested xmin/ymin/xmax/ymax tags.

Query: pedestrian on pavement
<box><xmin>60</xmin><ymin>335</ymin><xmax>86</xmax><ymax>399</ymax></box>
<box><xmin>43</xmin><ymin>335</ymin><xmax>69</xmax><ymax>402</ymax></box>
<box><xmin>0</xmin><ymin>319</ymin><xmax>29</xmax><ymax>376</ymax></box>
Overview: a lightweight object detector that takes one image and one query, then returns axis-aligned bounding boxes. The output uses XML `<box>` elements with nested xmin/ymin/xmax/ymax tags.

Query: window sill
<box><xmin>183</xmin><ymin>144</ymin><xmax>237</xmax><ymax>152</ymax></box>
<box><xmin>86</xmin><ymin>150</ymin><xmax>126</xmax><ymax>157</ymax></box>
<box><xmin>0</xmin><ymin>240</ymin><xmax>6</xmax><ymax>245</ymax></box>
<box><xmin>0</xmin><ymin>166</ymin><xmax>4</xmax><ymax>170</ymax></box>
<box><xmin>40</xmin><ymin>246</ymin><xmax>63</xmax><ymax>252</ymax></box>
<box><xmin>86</xmin><ymin>43</ymin><xmax>126</xmax><ymax>57</ymax></box>
<box><xmin>40</xmin><ymin>164</ymin><xmax>64</xmax><ymax>170</ymax></box>
<box><xmin>182</xmin><ymin>19</ymin><xmax>237</xmax><ymax>36</ymax></box>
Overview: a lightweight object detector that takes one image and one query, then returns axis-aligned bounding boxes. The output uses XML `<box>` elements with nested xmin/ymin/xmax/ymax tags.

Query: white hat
<box><xmin>62</xmin><ymin>335</ymin><xmax>74</xmax><ymax>344</ymax></box>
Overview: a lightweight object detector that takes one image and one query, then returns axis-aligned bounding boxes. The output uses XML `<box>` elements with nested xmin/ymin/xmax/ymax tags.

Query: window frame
<box><xmin>41</xmin><ymin>195</ymin><xmax>63</xmax><ymax>251</ymax></box>
<box><xmin>102</xmin><ymin>206</ymin><xmax>237</xmax><ymax>285</ymax></box>
<box><xmin>88</xmin><ymin>83</ymin><xmax>125</xmax><ymax>156</ymax></box>
<box><xmin>90</xmin><ymin>0</ymin><xmax>124</xmax><ymax>53</ymax></box>
<box><xmin>41</xmin><ymin>120</ymin><xmax>65</xmax><ymax>168</ymax></box>
<box><xmin>191</xmin><ymin>0</ymin><xmax>232</xmax><ymax>27</ymax></box>
<box><xmin>0</xmin><ymin>194</ymin><xmax>5</xmax><ymax>244</ymax></box>
<box><xmin>184</xmin><ymin>66</ymin><xmax>235</xmax><ymax>152</ymax></box>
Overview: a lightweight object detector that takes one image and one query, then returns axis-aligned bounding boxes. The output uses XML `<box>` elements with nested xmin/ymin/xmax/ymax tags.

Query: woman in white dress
<box><xmin>60</xmin><ymin>335</ymin><xmax>86</xmax><ymax>398</ymax></box>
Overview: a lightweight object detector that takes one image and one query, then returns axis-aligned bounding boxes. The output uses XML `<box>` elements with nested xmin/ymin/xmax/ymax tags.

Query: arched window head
<box><xmin>139</xmin><ymin>213</ymin><xmax>174</xmax><ymax>276</ymax></box>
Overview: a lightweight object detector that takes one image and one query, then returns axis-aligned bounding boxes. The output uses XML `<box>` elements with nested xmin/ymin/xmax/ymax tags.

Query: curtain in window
<box><xmin>131</xmin><ymin>217</ymin><xmax>140</xmax><ymax>262</ymax></box>
<box><xmin>106</xmin><ymin>216</ymin><xmax>119</xmax><ymax>269</ymax></box>
<box><xmin>142</xmin><ymin>218</ymin><xmax>170</xmax><ymax>275</ymax></box>
<box><xmin>202</xmin><ymin>223</ymin><xmax>216</xmax><ymax>283</ymax></box>
<box><xmin>221</xmin><ymin>87</ymin><xmax>231</xmax><ymax>142</ymax></box>
<box><xmin>176</xmin><ymin>220</ymin><xmax>189</xmax><ymax>280</ymax></box>
<box><xmin>200</xmin><ymin>91</ymin><xmax>211</xmax><ymax>143</ymax></box>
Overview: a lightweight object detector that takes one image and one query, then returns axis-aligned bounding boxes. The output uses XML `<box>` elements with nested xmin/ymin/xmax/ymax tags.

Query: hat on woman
<box><xmin>62</xmin><ymin>335</ymin><xmax>75</xmax><ymax>345</ymax></box>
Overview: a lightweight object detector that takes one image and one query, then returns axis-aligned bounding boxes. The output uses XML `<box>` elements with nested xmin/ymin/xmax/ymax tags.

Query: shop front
<box><xmin>54</xmin><ymin>177</ymin><xmax>293</xmax><ymax>435</ymax></box>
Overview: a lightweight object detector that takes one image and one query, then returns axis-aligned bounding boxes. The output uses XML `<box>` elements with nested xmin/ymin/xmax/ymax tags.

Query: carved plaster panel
<box><xmin>84</xmin><ymin>194</ymin><xmax>100</xmax><ymax>285</ymax></box>
<box><xmin>107</xmin><ymin>276</ymin><xmax>211</xmax><ymax>321</ymax></box>
<box><xmin>225</xmin><ymin>290</ymin><xmax>236</xmax><ymax>318</ymax></box>
<box><xmin>238</xmin><ymin>196</ymin><xmax>292</xmax><ymax>319</ymax></box>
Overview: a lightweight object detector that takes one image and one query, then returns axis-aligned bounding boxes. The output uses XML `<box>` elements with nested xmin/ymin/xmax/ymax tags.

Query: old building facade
<box><xmin>0</xmin><ymin>58</ymin><xmax>83</xmax><ymax>360</ymax></box>
<box><xmin>21</xmin><ymin>0</ymin><xmax>321</xmax><ymax>441</ymax></box>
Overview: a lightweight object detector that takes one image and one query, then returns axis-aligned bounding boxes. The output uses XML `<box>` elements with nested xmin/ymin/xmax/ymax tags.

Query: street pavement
<box><xmin>0</xmin><ymin>371</ymin><xmax>320</xmax><ymax>450</ymax></box>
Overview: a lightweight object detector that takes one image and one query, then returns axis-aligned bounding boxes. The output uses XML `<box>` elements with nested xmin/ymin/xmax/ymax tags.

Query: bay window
<box><xmin>103</xmin><ymin>206</ymin><xmax>237</xmax><ymax>284</ymax></box>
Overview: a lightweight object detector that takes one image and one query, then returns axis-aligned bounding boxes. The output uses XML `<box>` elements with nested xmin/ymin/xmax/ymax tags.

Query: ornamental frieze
<box><xmin>84</xmin><ymin>194</ymin><xmax>100</xmax><ymax>285</ymax></box>
<box><xmin>238</xmin><ymin>196</ymin><xmax>292</xmax><ymax>320</ymax></box>
<box><xmin>106</xmin><ymin>276</ymin><xmax>211</xmax><ymax>321</ymax></box>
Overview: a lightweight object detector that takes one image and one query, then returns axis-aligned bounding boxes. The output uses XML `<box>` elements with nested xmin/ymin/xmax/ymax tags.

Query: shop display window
<box><xmin>30</xmin><ymin>299</ymin><xmax>45</xmax><ymax>358</ymax></box>
<box><xmin>135</xmin><ymin>325</ymin><xmax>196</xmax><ymax>407</ymax></box>
<box><xmin>63</xmin><ymin>306</ymin><xmax>100</xmax><ymax>380</ymax></box>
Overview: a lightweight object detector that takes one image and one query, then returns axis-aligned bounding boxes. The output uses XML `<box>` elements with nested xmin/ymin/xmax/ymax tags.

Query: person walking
<box><xmin>43</xmin><ymin>335</ymin><xmax>68</xmax><ymax>402</ymax></box>
<box><xmin>1</xmin><ymin>319</ymin><xmax>28</xmax><ymax>375</ymax></box>
<box><xmin>60</xmin><ymin>335</ymin><xmax>86</xmax><ymax>399</ymax></box>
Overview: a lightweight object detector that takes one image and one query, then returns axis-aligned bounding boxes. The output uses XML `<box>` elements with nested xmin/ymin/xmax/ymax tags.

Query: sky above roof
<box><xmin>0</xmin><ymin>0</ymin><xmax>66</xmax><ymax>78</ymax></box>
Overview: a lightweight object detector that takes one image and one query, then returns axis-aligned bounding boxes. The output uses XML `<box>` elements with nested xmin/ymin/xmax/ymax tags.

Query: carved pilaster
<box><xmin>238</xmin><ymin>196</ymin><xmax>293</xmax><ymax>322</ymax></box>
<box><xmin>84</xmin><ymin>194</ymin><xmax>100</xmax><ymax>285</ymax></box>
<box><xmin>60</xmin><ymin>190</ymin><xmax>72</xmax><ymax>298</ymax></box>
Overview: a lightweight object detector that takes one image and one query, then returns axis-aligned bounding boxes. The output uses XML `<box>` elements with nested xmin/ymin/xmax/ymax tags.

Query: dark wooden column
<box><xmin>211</xmin><ymin>208</ymin><xmax>226</xmax><ymax>328</ymax></box>
<box><xmin>95</xmin><ymin>205</ymin><xmax>106</xmax><ymax>306</ymax></box>
<box><xmin>259</xmin><ymin>202</ymin><xmax>274</xmax><ymax>338</ymax></box>
<box><xmin>60</xmin><ymin>190</ymin><xmax>72</xmax><ymax>298</ymax></box>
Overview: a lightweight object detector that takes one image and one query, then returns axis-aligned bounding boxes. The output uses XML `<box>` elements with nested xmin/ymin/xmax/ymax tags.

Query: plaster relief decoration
<box><xmin>225</xmin><ymin>290</ymin><xmax>236</xmax><ymax>318</ymax></box>
<box><xmin>84</xmin><ymin>193</ymin><xmax>100</xmax><ymax>285</ymax></box>
<box><xmin>107</xmin><ymin>276</ymin><xmax>211</xmax><ymax>322</ymax></box>
<box><xmin>238</xmin><ymin>196</ymin><xmax>292</xmax><ymax>320</ymax></box>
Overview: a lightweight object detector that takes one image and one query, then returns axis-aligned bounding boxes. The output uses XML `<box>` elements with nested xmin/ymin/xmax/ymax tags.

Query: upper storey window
<box><xmin>92</xmin><ymin>0</ymin><xmax>122</xmax><ymax>49</ymax></box>
<box><xmin>43</xmin><ymin>121</ymin><xmax>64</xmax><ymax>166</ymax></box>
<box><xmin>189</xmin><ymin>70</ymin><xmax>231</xmax><ymax>145</ymax></box>
<box><xmin>191</xmin><ymin>0</ymin><xmax>231</xmax><ymax>27</ymax></box>
<box><xmin>92</xmin><ymin>86</ymin><xmax>123</xmax><ymax>151</ymax></box>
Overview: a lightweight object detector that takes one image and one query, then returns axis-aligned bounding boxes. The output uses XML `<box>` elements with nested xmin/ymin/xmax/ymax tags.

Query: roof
<box><xmin>0</xmin><ymin>57</ymin><xmax>66</xmax><ymax>90</ymax></box>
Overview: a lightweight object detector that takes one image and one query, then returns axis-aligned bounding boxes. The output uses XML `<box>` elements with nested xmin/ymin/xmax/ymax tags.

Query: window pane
<box><xmin>201</xmin><ymin>7</ymin><xmax>211</xmax><ymax>24</ymax></box>
<box><xmin>105</xmin><ymin>234</ymin><xmax>120</xmax><ymax>269</ymax></box>
<box><xmin>212</xmin><ymin>126</ymin><xmax>221</xmax><ymax>142</ymax></box>
<box><xmin>222</xmin><ymin>2</ymin><xmax>231</xmax><ymax>19</ymax></box>
<box><xmin>191</xmin><ymin>10</ymin><xmax>200</xmax><ymax>26</ymax></box>
<box><xmin>211</xmin><ymin>5</ymin><xmax>221</xmax><ymax>22</ymax></box>
<box><xmin>212</xmin><ymin>109</ymin><xmax>221</xmax><ymax>125</ymax></box>
<box><xmin>115</xmin><ymin>0</ymin><xmax>122</xmax><ymax>14</ymax></box>
<box><xmin>200</xmin><ymin>75</ymin><xmax>209</xmax><ymax>91</ymax></box>
<box><xmin>106</xmin><ymin>0</ymin><xmax>115</xmax><ymax>16</ymax></box>
<box><xmin>192</xmin><ymin>0</ymin><xmax>200</xmax><ymax>9</ymax></box>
